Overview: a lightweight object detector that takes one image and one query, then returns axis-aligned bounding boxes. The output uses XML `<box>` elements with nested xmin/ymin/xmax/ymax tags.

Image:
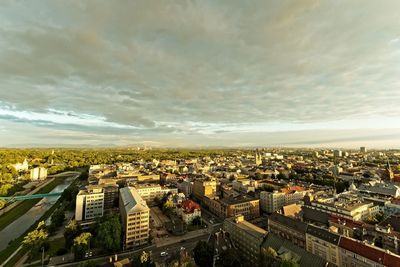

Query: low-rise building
<box><xmin>177</xmin><ymin>199</ymin><xmax>201</xmax><ymax>224</ymax></box>
<box><xmin>268</xmin><ymin>213</ymin><xmax>308</xmax><ymax>249</ymax></box>
<box><xmin>260</xmin><ymin>186</ymin><xmax>307</xmax><ymax>213</ymax></box>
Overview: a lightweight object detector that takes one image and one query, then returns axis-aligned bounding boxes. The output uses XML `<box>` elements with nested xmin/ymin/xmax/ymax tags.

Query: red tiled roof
<box><xmin>181</xmin><ymin>199</ymin><xmax>200</xmax><ymax>213</ymax></box>
<box><xmin>384</xmin><ymin>253</ymin><xmax>400</xmax><ymax>267</ymax></box>
<box><xmin>339</xmin><ymin>237</ymin><xmax>385</xmax><ymax>263</ymax></box>
<box><xmin>339</xmin><ymin>237</ymin><xmax>400</xmax><ymax>267</ymax></box>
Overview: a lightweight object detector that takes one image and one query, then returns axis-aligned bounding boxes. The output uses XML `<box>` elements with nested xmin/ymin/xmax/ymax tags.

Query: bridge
<box><xmin>0</xmin><ymin>192</ymin><xmax>63</xmax><ymax>201</ymax></box>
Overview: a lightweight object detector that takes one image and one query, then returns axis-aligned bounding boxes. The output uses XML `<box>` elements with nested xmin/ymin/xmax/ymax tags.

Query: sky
<box><xmin>1</xmin><ymin>0</ymin><xmax>400</xmax><ymax>148</ymax></box>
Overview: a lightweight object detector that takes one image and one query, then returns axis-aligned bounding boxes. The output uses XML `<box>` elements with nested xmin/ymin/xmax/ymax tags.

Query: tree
<box><xmin>23</xmin><ymin>221</ymin><xmax>49</xmax><ymax>259</ymax></box>
<box><xmin>280</xmin><ymin>260</ymin><xmax>300</xmax><ymax>267</ymax></box>
<box><xmin>73</xmin><ymin>232</ymin><xmax>92</xmax><ymax>260</ymax></box>
<box><xmin>260</xmin><ymin>247</ymin><xmax>278</xmax><ymax>266</ymax></box>
<box><xmin>65</xmin><ymin>220</ymin><xmax>82</xmax><ymax>249</ymax></box>
<box><xmin>193</xmin><ymin>241</ymin><xmax>213</xmax><ymax>267</ymax></box>
<box><xmin>51</xmin><ymin>208</ymin><xmax>65</xmax><ymax>227</ymax></box>
<box><xmin>216</xmin><ymin>248</ymin><xmax>242</xmax><ymax>267</ymax></box>
<box><xmin>79</xmin><ymin>260</ymin><xmax>98</xmax><ymax>267</ymax></box>
<box><xmin>0</xmin><ymin>199</ymin><xmax>6</xmax><ymax>209</ymax></box>
<box><xmin>94</xmin><ymin>215</ymin><xmax>121</xmax><ymax>252</ymax></box>
<box><xmin>192</xmin><ymin>216</ymin><xmax>202</xmax><ymax>226</ymax></box>
<box><xmin>131</xmin><ymin>251</ymin><xmax>156</xmax><ymax>267</ymax></box>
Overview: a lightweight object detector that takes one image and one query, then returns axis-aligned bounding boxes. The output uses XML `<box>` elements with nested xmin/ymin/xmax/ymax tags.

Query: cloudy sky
<box><xmin>1</xmin><ymin>0</ymin><xmax>400</xmax><ymax>148</ymax></box>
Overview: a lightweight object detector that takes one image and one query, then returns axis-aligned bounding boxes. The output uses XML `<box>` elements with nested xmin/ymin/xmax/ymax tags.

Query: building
<box><xmin>177</xmin><ymin>180</ymin><xmax>193</xmax><ymax>197</ymax></box>
<box><xmin>30</xmin><ymin>167</ymin><xmax>48</xmax><ymax>180</ymax></box>
<box><xmin>119</xmin><ymin>187</ymin><xmax>150</xmax><ymax>249</ymax></box>
<box><xmin>304</xmin><ymin>197</ymin><xmax>379</xmax><ymax>221</ymax></box>
<box><xmin>260</xmin><ymin>187</ymin><xmax>307</xmax><ymax>213</ymax></box>
<box><xmin>261</xmin><ymin>234</ymin><xmax>328</xmax><ymax>267</ymax></box>
<box><xmin>267</xmin><ymin>213</ymin><xmax>308</xmax><ymax>249</ymax></box>
<box><xmin>339</xmin><ymin>236</ymin><xmax>400</xmax><ymax>267</ymax></box>
<box><xmin>192</xmin><ymin>179</ymin><xmax>218</xmax><ymax>200</ymax></box>
<box><xmin>101</xmin><ymin>183</ymin><xmax>119</xmax><ymax>209</ymax></box>
<box><xmin>12</xmin><ymin>159</ymin><xmax>29</xmax><ymax>172</ymax></box>
<box><xmin>75</xmin><ymin>185</ymin><xmax>105</xmax><ymax>221</ymax></box>
<box><xmin>177</xmin><ymin>199</ymin><xmax>201</xmax><ymax>224</ymax></box>
<box><xmin>306</xmin><ymin>225</ymin><xmax>341</xmax><ymax>266</ymax></box>
<box><xmin>360</xmin><ymin>147</ymin><xmax>367</xmax><ymax>153</ymax></box>
<box><xmin>202</xmin><ymin>195</ymin><xmax>260</xmax><ymax>220</ymax></box>
<box><xmin>333</xmin><ymin>150</ymin><xmax>342</xmax><ymax>158</ymax></box>
<box><xmin>223</xmin><ymin>215</ymin><xmax>267</xmax><ymax>267</ymax></box>
<box><xmin>232</xmin><ymin>179</ymin><xmax>257</xmax><ymax>193</ymax></box>
<box><xmin>134</xmin><ymin>184</ymin><xmax>178</xmax><ymax>204</ymax></box>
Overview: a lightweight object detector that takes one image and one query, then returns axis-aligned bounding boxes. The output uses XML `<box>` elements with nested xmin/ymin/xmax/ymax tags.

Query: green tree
<box><xmin>280</xmin><ymin>260</ymin><xmax>300</xmax><ymax>267</ymax></box>
<box><xmin>131</xmin><ymin>251</ymin><xmax>156</xmax><ymax>267</ymax></box>
<box><xmin>193</xmin><ymin>241</ymin><xmax>213</xmax><ymax>267</ymax></box>
<box><xmin>51</xmin><ymin>208</ymin><xmax>65</xmax><ymax>227</ymax></box>
<box><xmin>65</xmin><ymin>220</ymin><xmax>82</xmax><ymax>249</ymax></box>
<box><xmin>216</xmin><ymin>248</ymin><xmax>242</xmax><ymax>267</ymax></box>
<box><xmin>94</xmin><ymin>215</ymin><xmax>122</xmax><ymax>252</ymax></box>
<box><xmin>22</xmin><ymin>221</ymin><xmax>49</xmax><ymax>259</ymax></box>
<box><xmin>73</xmin><ymin>232</ymin><xmax>92</xmax><ymax>260</ymax></box>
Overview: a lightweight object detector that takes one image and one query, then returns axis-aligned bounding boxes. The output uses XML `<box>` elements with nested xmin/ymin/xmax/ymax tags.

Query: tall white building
<box><xmin>75</xmin><ymin>185</ymin><xmax>104</xmax><ymax>221</ymax></box>
<box><xmin>30</xmin><ymin>167</ymin><xmax>47</xmax><ymax>180</ymax></box>
<box><xmin>120</xmin><ymin>187</ymin><xmax>150</xmax><ymax>249</ymax></box>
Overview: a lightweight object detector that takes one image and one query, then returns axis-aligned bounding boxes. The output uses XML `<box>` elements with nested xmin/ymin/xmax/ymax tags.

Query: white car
<box><xmin>180</xmin><ymin>246</ymin><xmax>185</xmax><ymax>250</ymax></box>
<box><xmin>160</xmin><ymin>251</ymin><xmax>168</xmax><ymax>257</ymax></box>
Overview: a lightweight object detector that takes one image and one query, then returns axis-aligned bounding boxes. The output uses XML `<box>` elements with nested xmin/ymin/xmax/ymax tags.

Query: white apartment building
<box><xmin>134</xmin><ymin>184</ymin><xmax>178</xmax><ymax>203</ymax></box>
<box><xmin>75</xmin><ymin>185</ymin><xmax>104</xmax><ymax>221</ymax></box>
<box><xmin>30</xmin><ymin>167</ymin><xmax>48</xmax><ymax>180</ymax></box>
<box><xmin>120</xmin><ymin>187</ymin><xmax>150</xmax><ymax>249</ymax></box>
<box><xmin>260</xmin><ymin>189</ymin><xmax>307</xmax><ymax>213</ymax></box>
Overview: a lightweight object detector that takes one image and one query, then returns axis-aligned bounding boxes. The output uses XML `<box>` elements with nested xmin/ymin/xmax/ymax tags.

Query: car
<box><xmin>180</xmin><ymin>239</ymin><xmax>186</xmax><ymax>243</ymax></box>
<box><xmin>180</xmin><ymin>246</ymin><xmax>185</xmax><ymax>250</ymax></box>
<box><xmin>160</xmin><ymin>251</ymin><xmax>168</xmax><ymax>257</ymax></box>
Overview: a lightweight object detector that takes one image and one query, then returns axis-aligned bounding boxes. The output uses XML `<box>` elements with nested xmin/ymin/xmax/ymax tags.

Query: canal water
<box><xmin>0</xmin><ymin>174</ymin><xmax>76</xmax><ymax>251</ymax></box>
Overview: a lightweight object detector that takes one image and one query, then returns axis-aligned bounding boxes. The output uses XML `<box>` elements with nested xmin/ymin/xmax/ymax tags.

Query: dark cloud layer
<box><xmin>0</xmin><ymin>0</ymin><xmax>400</xmax><ymax>147</ymax></box>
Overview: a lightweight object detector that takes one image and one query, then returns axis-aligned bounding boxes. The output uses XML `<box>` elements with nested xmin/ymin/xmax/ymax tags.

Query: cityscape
<box><xmin>1</xmin><ymin>1</ymin><xmax>400</xmax><ymax>267</ymax></box>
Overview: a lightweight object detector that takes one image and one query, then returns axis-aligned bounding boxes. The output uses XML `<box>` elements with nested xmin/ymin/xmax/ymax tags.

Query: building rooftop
<box><xmin>262</xmin><ymin>233</ymin><xmax>328</xmax><ymax>267</ymax></box>
<box><xmin>339</xmin><ymin>237</ymin><xmax>400</xmax><ymax>267</ymax></box>
<box><xmin>225</xmin><ymin>216</ymin><xmax>267</xmax><ymax>240</ymax></box>
<box><xmin>306</xmin><ymin>225</ymin><xmax>340</xmax><ymax>245</ymax></box>
<box><xmin>120</xmin><ymin>187</ymin><xmax>149</xmax><ymax>214</ymax></box>
<box><xmin>268</xmin><ymin>213</ymin><xmax>308</xmax><ymax>233</ymax></box>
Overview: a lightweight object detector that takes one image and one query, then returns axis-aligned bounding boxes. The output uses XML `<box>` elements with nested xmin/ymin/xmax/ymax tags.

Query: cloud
<box><xmin>0</xmin><ymin>0</ymin><xmax>400</xmax><ymax>147</ymax></box>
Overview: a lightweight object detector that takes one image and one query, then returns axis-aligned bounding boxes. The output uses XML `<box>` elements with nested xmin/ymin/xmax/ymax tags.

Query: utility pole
<box><xmin>41</xmin><ymin>246</ymin><xmax>44</xmax><ymax>267</ymax></box>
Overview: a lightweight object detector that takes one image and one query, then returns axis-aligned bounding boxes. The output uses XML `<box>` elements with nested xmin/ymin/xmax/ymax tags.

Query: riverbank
<box><xmin>0</xmin><ymin>171</ymin><xmax>81</xmax><ymax>266</ymax></box>
<box><xmin>0</xmin><ymin>178</ymin><xmax>62</xmax><ymax>232</ymax></box>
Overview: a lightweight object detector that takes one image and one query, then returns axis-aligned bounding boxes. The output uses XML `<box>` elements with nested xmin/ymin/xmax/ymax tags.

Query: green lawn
<box><xmin>0</xmin><ymin>178</ymin><xmax>64</xmax><ymax>231</ymax></box>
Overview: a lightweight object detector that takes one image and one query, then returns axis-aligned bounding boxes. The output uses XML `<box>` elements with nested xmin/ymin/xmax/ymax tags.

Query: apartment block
<box><xmin>119</xmin><ymin>187</ymin><xmax>150</xmax><ymax>249</ymax></box>
<box><xmin>75</xmin><ymin>185</ymin><xmax>104</xmax><ymax>221</ymax></box>
<box><xmin>223</xmin><ymin>215</ymin><xmax>267</xmax><ymax>267</ymax></box>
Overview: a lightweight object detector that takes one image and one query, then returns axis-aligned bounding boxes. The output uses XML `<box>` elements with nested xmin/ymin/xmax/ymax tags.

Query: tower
<box><xmin>255</xmin><ymin>151</ymin><xmax>262</xmax><ymax>166</ymax></box>
<box><xmin>385</xmin><ymin>159</ymin><xmax>394</xmax><ymax>181</ymax></box>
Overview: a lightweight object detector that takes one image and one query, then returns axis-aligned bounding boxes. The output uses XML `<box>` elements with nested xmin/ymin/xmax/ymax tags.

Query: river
<box><xmin>0</xmin><ymin>173</ymin><xmax>77</xmax><ymax>251</ymax></box>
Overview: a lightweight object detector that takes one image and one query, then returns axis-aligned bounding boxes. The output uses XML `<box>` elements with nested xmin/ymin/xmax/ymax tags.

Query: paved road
<box><xmin>52</xmin><ymin>233</ymin><xmax>210</xmax><ymax>267</ymax></box>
